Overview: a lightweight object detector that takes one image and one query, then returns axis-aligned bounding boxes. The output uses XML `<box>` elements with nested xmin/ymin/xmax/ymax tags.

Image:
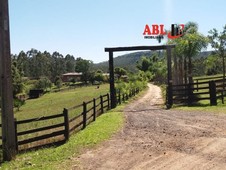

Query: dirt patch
<box><xmin>73</xmin><ymin>84</ymin><xmax>226</xmax><ymax>170</ymax></box>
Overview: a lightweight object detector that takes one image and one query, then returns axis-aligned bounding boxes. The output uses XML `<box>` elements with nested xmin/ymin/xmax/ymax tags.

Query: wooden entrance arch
<box><xmin>105</xmin><ymin>45</ymin><xmax>176</xmax><ymax>109</ymax></box>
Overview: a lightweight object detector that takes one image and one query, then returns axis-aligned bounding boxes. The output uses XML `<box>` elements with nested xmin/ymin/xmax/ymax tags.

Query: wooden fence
<box><xmin>171</xmin><ymin>78</ymin><xmax>226</xmax><ymax>105</ymax></box>
<box><xmin>0</xmin><ymin>88</ymin><xmax>140</xmax><ymax>158</ymax></box>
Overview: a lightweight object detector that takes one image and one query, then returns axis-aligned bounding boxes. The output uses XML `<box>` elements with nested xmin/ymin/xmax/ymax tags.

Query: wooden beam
<box><xmin>109</xmin><ymin>51</ymin><xmax>116</xmax><ymax>108</ymax></box>
<box><xmin>105</xmin><ymin>45</ymin><xmax>175</xmax><ymax>52</ymax></box>
<box><xmin>166</xmin><ymin>46</ymin><xmax>173</xmax><ymax>108</ymax></box>
<box><xmin>105</xmin><ymin>44</ymin><xmax>176</xmax><ymax>109</ymax></box>
<box><xmin>0</xmin><ymin>0</ymin><xmax>16</xmax><ymax>161</ymax></box>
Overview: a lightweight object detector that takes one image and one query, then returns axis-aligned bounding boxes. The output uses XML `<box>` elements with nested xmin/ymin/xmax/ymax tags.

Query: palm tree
<box><xmin>168</xmin><ymin>22</ymin><xmax>208</xmax><ymax>85</ymax></box>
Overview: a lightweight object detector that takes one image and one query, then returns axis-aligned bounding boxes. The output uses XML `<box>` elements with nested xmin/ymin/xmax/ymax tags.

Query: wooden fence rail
<box><xmin>0</xmin><ymin>87</ymin><xmax>140</xmax><ymax>156</ymax></box>
<box><xmin>170</xmin><ymin>78</ymin><xmax>226</xmax><ymax>106</ymax></box>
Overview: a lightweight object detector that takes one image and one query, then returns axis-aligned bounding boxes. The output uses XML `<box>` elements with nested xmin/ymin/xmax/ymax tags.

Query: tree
<box><xmin>16</xmin><ymin>51</ymin><xmax>29</xmax><ymax>77</ymax></box>
<box><xmin>136</xmin><ymin>56</ymin><xmax>152</xmax><ymax>72</ymax></box>
<box><xmin>96</xmin><ymin>69</ymin><xmax>103</xmax><ymax>74</ymax></box>
<box><xmin>168</xmin><ymin>22</ymin><xmax>208</xmax><ymax>84</ymax></box>
<box><xmin>94</xmin><ymin>72</ymin><xmax>104</xmax><ymax>82</ymax></box>
<box><xmin>65</xmin><ymin>54</ymin><xmax>75</xmax><ymax>73</ymax></box>
<box><xmin>208</xmin><ymin>25</ymin><xmax>226</xmax><ymax>81</ymax></box>
<box><xmin>75</xmin><ymin>57</ymin><xmax>93</xmax><ymax>83</ymax></box>
<box><xmin>11</xmin><ymin>60</ymin><xmax>24</xmax><ymax>97</ymax></box>
<box><xmin>51</xmin><ymin>51</ymin><xmax>66</xmax><ymax>80</ymax></box>
<box><xmin>114</xmin><ymin>67</ymin><xmax>127</xmax><ymax>79</ymax></box>
<box><xmin>204</xmin><ymin>54</ymin><xmax>222</xmax><ymax>75</ymax></box>
<box><xmin>35</xmin><ymin>77</ymin><xmax>52</xmax><ymax>91</ymax></box>
<box><xmin>54</xmin><ymin>76</ymin><xmax>63</xmax><ymax>89</ymax></box>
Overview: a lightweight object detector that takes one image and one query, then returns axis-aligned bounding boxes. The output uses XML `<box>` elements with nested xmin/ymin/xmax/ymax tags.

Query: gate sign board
<box><xmin>105</xmin><ymin>45</ymin><xmax>176</xmax><ymax>109</ymax></box>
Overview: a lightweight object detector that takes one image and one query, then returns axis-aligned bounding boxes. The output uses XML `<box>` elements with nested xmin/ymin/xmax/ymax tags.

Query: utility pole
<box><xmin>0</xmin><ymin>0</ymin><xmax>16</xmax><ymax>161</ymax></box>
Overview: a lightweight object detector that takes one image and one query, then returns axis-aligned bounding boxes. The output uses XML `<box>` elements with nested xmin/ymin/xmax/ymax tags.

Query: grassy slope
<box><xmin>1</xmin><ymin>85</ymin><xmax>147</xmax><ymax>169</ymax></box>
<box><xmin>0</xmin><ymin>84</ymin><xmax>110</xmax><ymax>144</ymax></box>
<box><xmin>14</xmin><ymin>84</ymin><xmax>109</xmax><ymax>120</ymax></box>
<box><xmin>1</xmin><ymin>107</ymin><xmax>124</xmax><ymax>170</ymax></box>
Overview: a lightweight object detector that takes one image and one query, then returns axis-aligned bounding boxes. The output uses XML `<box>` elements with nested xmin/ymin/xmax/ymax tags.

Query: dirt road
<box><xmin>74</xmin><ymin>84</ymin><xmax>226</xmax><ymax>170</ymax></box>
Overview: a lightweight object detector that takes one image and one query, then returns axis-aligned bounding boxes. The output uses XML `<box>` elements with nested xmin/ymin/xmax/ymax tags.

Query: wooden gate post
<box><xmin>0</xmin><ymin>0</ymin><xmax>17</xmax><ymax>161</ymax></box>
<box><xmin>108</xmin><ymin>51</ymin><xmax>116</xmax><ymax>109</ymax></box>
<box><xmin>166</xmin><ymin>47</ymin><xmax>173</xmax><ymax>108</ymax></box>
<box><xmin>209</xmin><ymin>81</ymin><xmax>217</xmax><ymax>106</ymax></box>
<box><xmin>187</xmin><ymin>83</ymin><xmax>193</xmax><ymax>105</ymax></box>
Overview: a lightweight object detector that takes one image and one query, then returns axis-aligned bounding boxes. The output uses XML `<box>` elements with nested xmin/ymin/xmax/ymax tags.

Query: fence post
<box><xmin>82</xmin><ymin>102</ymin><xmax>87</xmax><ymax>129</ymax></box>
<box><xmin>209</xmin><ymin>81</ymin><xmax>217</xmax><ymax>106</ymax></box>
<box><xmin>166</xmin><ymin>84</ymin><xmax>173</xmax><ymax>109</ymax></box>
<box><xmin>100</xmin><ymin>95</ymin><xmax>104</xmax><ymax>114</ymax></box>
<box><xmin>93</xmin><ymin>98</ymin><xmax>96</xmax><ymax>121</ymax></box>
<box><xmin>107</xmin><ymin>93</ymin><xmax>110</xmax><ymax>110</ymax></box>
<box><xmin>63</xmin><ymin>108</ymin><xmax>69</xmax><ymax>141</ymax></box>
<box><xmin>122</xmin><ymin>93</ymin><xmax>125</xmax><ymax>102</ymax></box>
<box><xmin>187</xmin><ymin>83</ymin><xmax>193</xmax><ymax>106</ymax></box>
<box><xmin>221</xmin><ymin>91</ymin><xmax>224</xmax><ymax>104</ymax></box>
<box><xmin>14</xmin><ymin>118</ymin><xmax>18</xmax><ymax>152</ymax></box>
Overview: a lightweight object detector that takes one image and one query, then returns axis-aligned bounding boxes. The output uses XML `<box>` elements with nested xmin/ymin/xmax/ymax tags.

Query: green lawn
<box><xmin>14</xmin><ymin>84</ymin><xmax>110</xmax><ymax>121</ymax></box>
<box><xmin>0</xmin><ymin>106</ymin><xmax>124</xmax><ymax>170</ymax></box>
<box><xmin>0</xmin><ymin>84</ymin><xmax>110</xmax><ymax>151</ymax></box>
<box><xmin>0</xmin><ymin>83</ymin><xmax>147</xmax><ymax>169</ymax></box>
<box><xmin>173</xmin><ymin>100</ymin><xmax>226</xmax><ymax>114</ymax></box>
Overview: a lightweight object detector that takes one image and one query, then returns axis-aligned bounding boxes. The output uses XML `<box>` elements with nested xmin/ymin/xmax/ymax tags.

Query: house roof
<box><xmin>62</xmin><ymin>72</ymin><xmax>82</xmax><ymax>76</ymax></box>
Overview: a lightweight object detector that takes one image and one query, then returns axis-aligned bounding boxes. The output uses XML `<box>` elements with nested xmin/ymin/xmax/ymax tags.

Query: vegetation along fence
<box><xmin>0</xmin><ymin>87</ymin><xmax>140</xmax><ymax>159</ymax></box>
<box><xmin>170</xmin><ymin>77</ymin><xmax>226</xmax><ymax>106</ymax></box>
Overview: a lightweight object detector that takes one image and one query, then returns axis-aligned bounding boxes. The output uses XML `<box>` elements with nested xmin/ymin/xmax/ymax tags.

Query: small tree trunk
<box><xmin>178</xmin><ymin>57</ymin><xmax>183</xmax><ymax>85</ymax></box>
<box><xmin>188</xmin><ymin>55</ymin><xmax>193</xmax><ymax>84</ymax></box>
<box><xmin>184</xmin><ymin>56</ymin><xmax>188</xmax><ymax>84</ymax></box>
<box><xmin>173</xmin><ymin>55</ymin><xmax>179</xmax><ymax>85</ymax></box>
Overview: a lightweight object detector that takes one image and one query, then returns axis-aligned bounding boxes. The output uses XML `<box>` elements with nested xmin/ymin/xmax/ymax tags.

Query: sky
<box><xmin>8</xmin><ymin>0</ymin><xmax>226</xmax><ymax>63</ymax></box>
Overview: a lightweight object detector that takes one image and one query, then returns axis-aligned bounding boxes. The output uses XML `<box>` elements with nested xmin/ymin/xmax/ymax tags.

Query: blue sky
<box><xmin>9</xmin><ymin>0</ymin><xmax>226</xmax><ymax>63</ymax></box>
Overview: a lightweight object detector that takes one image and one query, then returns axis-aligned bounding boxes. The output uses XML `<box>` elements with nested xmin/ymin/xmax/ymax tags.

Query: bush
<box><xmin>14</xmin><ymin>98</ymin><xmax>25</xmax><ymax>111</ymax></box>
<box><xmin>54</xmin><ymin>76</ymin><xmax>63</xmax><ymax>89</ymax></box>
<box><xmin>35</xmin><ymin>77</ymin><xmax>52</xmax><ymax>91</ymax></box>
<box><xmin>116</xmin><ymin>72</ymin><xmax>147</xmax><ymax>94</ymax></box>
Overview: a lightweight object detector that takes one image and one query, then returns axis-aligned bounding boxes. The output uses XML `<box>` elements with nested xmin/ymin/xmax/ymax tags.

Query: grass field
<box><xmin>0</xmin><ymin>84</ymin><xmax>110</xmax><ymax>150</ymax></box>
<box><xmin>0</xmin><ymin>85</ymin><xmax>148</xmax><ymax>169</ymax></box>
<box><xmin>0</xmin><ymin>106</ymin><xmax>124</xmax><ymax>169</ymax></box>
<box><xmin>174</xmin><ymin>99</ymin><xmax>226</xmax><ymax>114</ymax></box>
<box><xmin>14</xmin><ymin>84</ymin><xmax>110</xmax><ymax>120</ymax></box>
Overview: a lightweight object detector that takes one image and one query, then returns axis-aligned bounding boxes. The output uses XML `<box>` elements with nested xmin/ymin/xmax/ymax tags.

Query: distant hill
<box><xmin>94</xmin><ymin>51</ymin><xmax>156</xmax><ymax>72</ymax></box>
<box><xmin>94</xmin><ymin>50</ymin><xmax>213</xmax><ymax>72</ymax></box>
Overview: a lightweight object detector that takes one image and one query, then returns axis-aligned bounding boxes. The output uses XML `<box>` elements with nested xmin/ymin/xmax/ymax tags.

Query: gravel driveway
<box><xmin>74</xmin><ymin>84</ymin><xmax>226</xmax><ymax>170</ymax></box>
